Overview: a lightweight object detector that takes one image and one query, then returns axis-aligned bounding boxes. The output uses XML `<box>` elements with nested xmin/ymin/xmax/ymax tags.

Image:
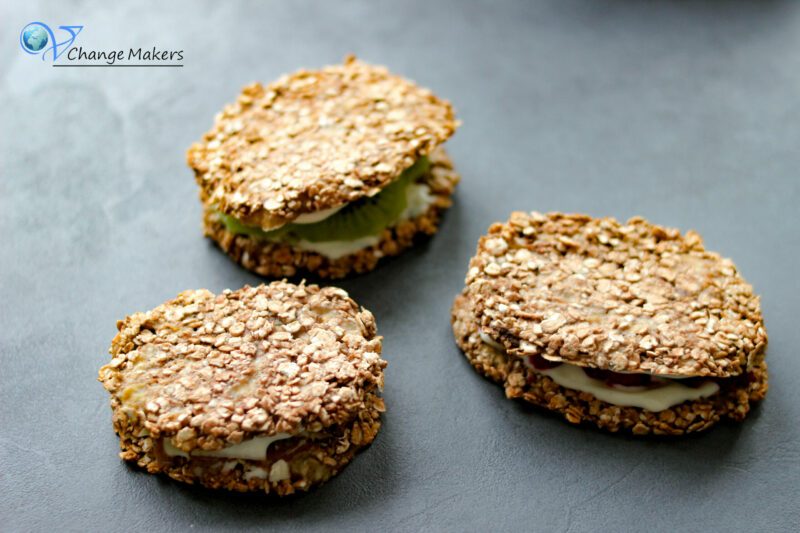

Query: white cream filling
<box><xmin>240</xmin><ymin>460</ymin><xmax>291</xmax><ymax>482</ymax></box>
<box><xmin>479</xmin><ymin>332</ymin><xmax>506</xmax><ymax>351</ymax></box>
<box><xmin>293</xmin><ymin>204</ymin><xmax>344</xmax><ymax>224</ymax></box>
<box><xmin>533</xmin><ymin>363</ymin><xmax>719</xmax><ymax>412</ymax></box>
<box><xmin>269</xmin><ymin>459</ymin><xmax>291</xmax><ymax>482</ymax></box>
<box><xmin>293</xmin><ymin>182</ymin><xmax>436</xmax><ymax>259</ymax></box>
<box><xmin>295</xmin><ymin>235</ymin><xmax>383</xmax><ymax>260</ymax></box>
<box><xmin>163</xmin><ymin>433</ymin><xmax>292</xmax><ymax>461</ymax></box>
<box><xmin>243</xmin><ymin>466</ymin><xmax>268</xmax><ymax>480</ymax></box>
<box><xmin>479</xmin><ymin>333</ymin><xmax>719</xmax><ymax>411</ymax></box>
<box><xmin>402</xmin><ymin>182</ymin><xmax>435</xmax><ymax>219</ymax></box>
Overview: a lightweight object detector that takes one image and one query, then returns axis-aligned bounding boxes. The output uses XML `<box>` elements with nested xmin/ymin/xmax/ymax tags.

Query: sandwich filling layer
<box><xmin>479</xmin><ymin>332</ymin><xmax>719</xmax><ymax>412</ymax></box>
<box><xmin>160</xmin><ymin>431</ymin><xmax>323</xmax><ymax>482</ymax></box>
<box><xmin>160</xmin><ymin>433</ymin><xmax>311</xmax><ymax>483</ymax></box>
<box><xmin>215</xmin><ymin>157</ymin><xmax>435</xmax><ymax>259</ymax></box>
<box><xmin>163</xmin><ymin>433</ymin><xmax>293</xmax><ymax>461</ymax></box>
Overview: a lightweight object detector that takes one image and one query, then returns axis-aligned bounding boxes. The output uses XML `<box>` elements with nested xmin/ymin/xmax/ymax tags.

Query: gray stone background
<box><xmin>1</xmin><ymin>1</ymin><xmax>799</xmax><ymax>531</ymax></box>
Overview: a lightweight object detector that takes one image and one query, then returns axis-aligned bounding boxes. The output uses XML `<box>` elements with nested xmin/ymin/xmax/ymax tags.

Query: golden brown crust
<box><xmin>451</xmin><ymin>293</ymin><xmax>768</xmax><ymax>436</ymax></box>
<box><xmin>465</xmin><ymin>212</ymin><xmax>767</xmax><ymax>378</ymax></box>
<box><xmin>202</xmin><ymin>148</ymin><xmax>460</xmax><ymax>279</ymax></box>
<box><xmin>99</xmin><ymin>282</ymin><xmax>386</xmax><ymax>454</ymax></box>
<box><xmin>115</xmin><ymin>392</ymin><xmax>384</xmax><ymax>495</ymax></box>
<box><xmin>187</xmin><ymin>56</ymin><xmax>458</xmax><ymax>230</ymax></box>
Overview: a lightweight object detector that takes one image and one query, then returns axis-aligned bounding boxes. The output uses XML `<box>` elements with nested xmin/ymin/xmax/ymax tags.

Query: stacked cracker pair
<box><xmin>452</xmin><ymin>212</ymin><xmax>767</xmax><ymax>436</ymax></box>
<box><xmin>99</xmin><ymin>58</ymin><xmax>768</xmax><ymax>496</ymax></box>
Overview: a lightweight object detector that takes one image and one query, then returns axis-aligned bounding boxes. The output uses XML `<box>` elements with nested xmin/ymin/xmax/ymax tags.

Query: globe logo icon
<box><xmin>21</xmin><ymin>23</ymin><xmax>49</xmax><ymax>53</ymax></box>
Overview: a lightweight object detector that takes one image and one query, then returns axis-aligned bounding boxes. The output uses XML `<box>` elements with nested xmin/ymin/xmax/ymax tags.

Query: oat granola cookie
<box><xmin>187</xmin><ymin>56</ymin><xmax>460</xmax><ymax>278</ymax></box>
<box><xmin>203</xmin><ymin>147</ymin><xmax>459</xmax><ymax>279</ymax></box>
<box><xmin>452</xmin><ymin>212</ymin><xmax>768</xmax><ymax>436</ymax></box>
<box><xmin>99</xmin><ymin>281</ymin><xmax>386</xmax><ymax>494</ymax></box>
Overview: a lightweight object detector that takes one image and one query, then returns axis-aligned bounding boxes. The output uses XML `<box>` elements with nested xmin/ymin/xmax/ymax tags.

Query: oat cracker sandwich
<box><xmin>187</xmin><ymin>56</ymin><xmax>460</xmax><ymax>278</ymax></box>
<box><xmin>452</xmin><ymin>212</ymin><xmax>768</xmax><ymax>436</ymax></box>
<box><xmin>99</xmin><ymin>281</ymin><xmax>386</xmax><ymax>494</ymax></box>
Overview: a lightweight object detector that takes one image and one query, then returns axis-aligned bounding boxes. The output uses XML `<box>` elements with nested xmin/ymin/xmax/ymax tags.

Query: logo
<box><xmin>19</xmin><ymin>22</ymin><xmax>183</xmax><ymax>67</ymax></box>
<box><xmin>20</xmin><ymin>22</ymin><xmax>83</xmax><ymax>61</ymax></box>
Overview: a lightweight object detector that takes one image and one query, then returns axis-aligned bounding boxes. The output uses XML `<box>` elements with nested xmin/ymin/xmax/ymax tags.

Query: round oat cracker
<box><xmin>99</xmin><ymin>281</ymin><xmax>386</xmax><ymax>494</ymax></box>
<box><xmin>465</xmin><ymin>212</ymin><xmax>767</xmax><ymax>378</ymax></box>
<box><xmin>187</xmin><ymin>56</ymin><xmax>458</xmax><ymax>230</ymax></box>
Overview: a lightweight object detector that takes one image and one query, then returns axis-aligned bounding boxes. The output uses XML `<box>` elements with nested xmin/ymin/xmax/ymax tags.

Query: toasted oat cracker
<box><xmin>99</xmin><ymin>281</ymin><xmax>386</xmax><ymax>493</ymax></box>
<box><xmin>187</xmin><ymin>56</ymin><xmax>458</xmax><ymax>230</ymax></box>
<box><xmin>465</xmin><ymin>212</ymin><xmax>767</xmax><ymax>378</ymax></box>
<box><xmin>451</xmin><ymin>292</ymin><xmax>767</xmax><ymax>436</ymax></box>
<box><xmin>203</xmin><ymin>148</ymin><xmax>460</xmax><ymax>279</ymax></box>
<box><xmin>115</xmin><ymin>391</ymin><xmax>384</xmax><ymax>495</ymax></box>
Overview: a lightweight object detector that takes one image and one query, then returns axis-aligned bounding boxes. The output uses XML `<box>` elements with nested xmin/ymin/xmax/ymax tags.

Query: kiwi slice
<box><xmin>218</xmin><ymin>212</ymin><xmax>279</xmax><ymax>239</ymax></box>
<box><xmin>290</xmin><ymin>157</ymin><xmax>429</xmax><ymax>242</ymax></box>
<box><xmin>218</xmin><ymin>157</ymin><xmax>430</xmax><ymax>243</ymax></box>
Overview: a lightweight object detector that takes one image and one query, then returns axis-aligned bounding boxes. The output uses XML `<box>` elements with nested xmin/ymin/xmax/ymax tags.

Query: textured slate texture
<box><xmin>1</xmin><ymin>1</ymin><xmax>799</xmax><ymax>531</ymax></box>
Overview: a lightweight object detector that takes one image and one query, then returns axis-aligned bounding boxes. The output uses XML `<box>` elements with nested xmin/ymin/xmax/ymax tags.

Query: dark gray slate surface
<box><xmin>2</xmin><ymin>1</ymin><xmax>799</xmax><ymax>531</ymax></box>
